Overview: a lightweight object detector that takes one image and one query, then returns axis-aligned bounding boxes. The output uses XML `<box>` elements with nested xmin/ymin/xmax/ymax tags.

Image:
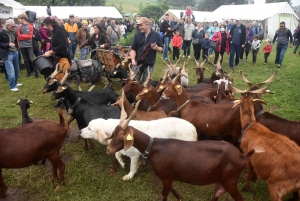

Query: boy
<box><xmin>263</xmin><ymin>40</ymin><xmax>272</xmax><ymax>65</ymax></box>
<box><xmin>201</xmin><ymin>33</ymin><xmax>211</xmax><ymax>61</ymax></box>
<box><xmin>251</xmin><ymin>35</ymin><xmax>261</xmax><ymax>64</ymax></box>
<box><xmin>172</xmin><ymin>30</ymin><xmax>182</xmax><ymax>61</ymax></box>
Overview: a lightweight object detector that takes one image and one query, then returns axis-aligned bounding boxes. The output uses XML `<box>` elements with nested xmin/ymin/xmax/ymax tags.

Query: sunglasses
<box><xmin>10</xmin><ymin>26</ymin><xmax>16</xmax><ymax>27</ymax></box>
<box><xmin>280</xmin><ymin>26</ymin><xmax>285</xmax><ymax>27</ymax></box>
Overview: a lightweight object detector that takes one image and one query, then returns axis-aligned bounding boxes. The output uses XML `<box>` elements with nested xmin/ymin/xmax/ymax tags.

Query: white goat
<box><xmin>81</xmin><ymin>118</ymin><xmax>197</xmax><ymax>180</ymax></box>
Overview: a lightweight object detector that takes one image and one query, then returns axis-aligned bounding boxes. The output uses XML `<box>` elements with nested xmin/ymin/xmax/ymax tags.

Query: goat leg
<box><xmin>83</xmin><ymin>139</ymin><xmax>89</xmax><ymax>151</ymax></box>
<box><xmin>55</xmin><ymin>159</ymin><xmax>65</xmax><ymax>191</ymax></box>
<box><xmin>211</xmin><ymin>183</ymin><xmax>226</xmax><ymax>201</ymax></box>
<box><xmin>243</xmin><ymin>160</ymin><xmax>254</xmax><ymax>192</ymax></box>
<box><xmin>161</xmin><ymin>180</ymin><xmax>173</xmax><ymax>201</ymax></box>
<box><xmin>109</xmin><ymin>155</ymin><xmax>119</xmax><ymax>173</ymax></box>
<box><xmin>170</xmin><ymin>186</ymin><xmax>183</xmax><ymax>201</ymax></box>
<box><xmin>88</xmin><ymin>139</ymin><xmax>95</xmax><ymax>150</ymax></box>
<box><xmin>0</xmin><ymin>169</ymin><xmax>7</xmax><ymax>197</ymax></box>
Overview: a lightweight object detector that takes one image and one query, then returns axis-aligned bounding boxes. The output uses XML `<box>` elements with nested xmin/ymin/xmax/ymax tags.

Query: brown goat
<box><xmin>107</xmin><ymin>99</ymin><xmax>263</xmax><ymax>201</ymax></box>
<box><xmin>0</xmin><ymin>109</ymin><xmax>68</xmax><ymax>196</ymax></box>
<box><xmin>231</xmin><ymin>84</ymin><xmax>300</xmax><ymax>201</ymax></box>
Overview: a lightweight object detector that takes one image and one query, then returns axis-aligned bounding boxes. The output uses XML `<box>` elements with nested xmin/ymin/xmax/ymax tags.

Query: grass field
<box><xmin>0</xmin><ymin>42</ymin><xmax>300</xmax><ymax>201</ymax></box>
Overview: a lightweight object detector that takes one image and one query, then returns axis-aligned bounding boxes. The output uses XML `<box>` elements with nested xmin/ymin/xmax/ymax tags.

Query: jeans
<box><xmin>208</xmin><ymin>47</ymin><xmax>214</xmax><ymax>55</ymax></box>
<box><xmin>20</xmin><ymin>47</ymin><xmax>38</xmax><ymax>76</ymax></box>
<box><xmin>240</xmin><ymin>43</ymin><xmax>251</xmax><ymax>59</ymax></box>
<box><xmin>202</xmin><ymin>49</ymin><xmax>208</xmax><ymax>60</ymax></box>
<box><xmin>264</xmin><ymin>53</ymin><xmax>270</xmax><ymax>63</ymax></box>
<box><xmin>275</xmin><ymin>43</ymin><xmax>288</xmax><ymax>65</ymax></box>
<box><xmin>133</xmin><ymin>65</ymin><xmax>153</xmax><ymax>83</ymax></box>
<box><xmin>293</xmin><ymin>41</ymin><xmax>299</xmax><ymax>54</ymax></box>
<box><xmin>252</xmin><ymin>48</ymin><xmax>259</xmax><ymax>63</ymax></box>
<box><xmin>80</xmin><ymin>48</ymin><xmax>88</xmax><ymax>60</ymax></box>
<box><xmin>182</xmin><ymin>40</ymin><xmax>192</xmax><ymax>56</ymax></box>
<box><xmin>4</xmin><ymin>51</ymin><xmax>19</xmax><ymax>89</ymax></box>
<box><xmin>229</xmin><ymin>43</ymin><xmax>242</xmax><ymax>67</ymax></box>
<box><xmin>163</xmin><ymin>37</ymin><xmax>171</xmax><ymax>59</ymax></box>
<box><xmin>68</xmin><ymin>41</ymin><xmax>77</xmax><ymax>60</ymax></box>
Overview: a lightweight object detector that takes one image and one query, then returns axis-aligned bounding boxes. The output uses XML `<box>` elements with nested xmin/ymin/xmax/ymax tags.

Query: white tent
<box><xmin>14</xmin><ymin>6</ymin><xmax>123</xmax><ymax>19</ymax></box>
<box><xmin>161</xmin><ymin>9</ymin><xmax>223</xmax><ymax>23</ymax></box>
<box><xmin>0</xmin><ymin>0</ymin><xmax>26</xmax><ymax>19</ymax></box>
<box><xmin>213</xmin><ymin>2</ymin><xmax>299</xmax><ymax>40</ymax></box>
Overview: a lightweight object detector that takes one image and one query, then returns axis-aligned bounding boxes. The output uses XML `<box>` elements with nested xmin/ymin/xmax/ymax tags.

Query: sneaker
<box><xmin>35</xmin><ymin>76</ymin><xmax>40</xmax><ymax>79</ymax></box>
<box><xmin>209</xmin><ymin>55</ymin><xmax>213</xmax><ymax>57</ymax></box>
<box><xmin>246</xmin><ymin>58</ymin><xmax>248</xmax><ymax>62</ymax></box>
<box><xmin>164</xmin><ymin>58</ymin><xmax>168</xmax><ymax>61</ymax></box>
<box><xmin>188</xmin><ymin>55</ymin><xmax>191</xmax><ymax>58</ymax></box>
<box><xmin>182</xmin><ymin>55</ymin><xmax>185</xmax><ymax>58</ymax></box>
<box><xmin>263</xmin><ymin>62</ymin><xmax>266</xmax><ymax>65</ymax></box>
<box><xmin>16</xmin><ymin>83</ymin><xmax>22</xmax><ymax>87</ymax></box>
<box><xmin>172</xmin><ymin>60</ymin><xmax>175</xmax><ymax>62</ymax></box>
<box><xmin>277</xmin><ymin>64</ymin><xmax>281</xmax><ymax>68</ymax></box>
<box><xmin>10</xmin><ymin>88</ymin><xmax>19</xmax><ymax>92</ymax></box>
<box><xmin>235</xmin><ymin>63</ymin><xmax>239</xmax><ymax>67</ymax></box>
<box><xmin>26</xmin><ymin>74</ymin><xmax>32</xmax><ymax>77</ymax></box>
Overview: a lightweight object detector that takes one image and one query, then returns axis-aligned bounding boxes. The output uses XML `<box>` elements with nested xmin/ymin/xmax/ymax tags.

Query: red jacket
<box><xmin>263</xmin><ymin>45</ymin><xmax>272</xmax><ymax>53</ymax></box>
<box><xmin>17</xmin><ymin>23</ymin><xmax>33</xmax><ymax>41</ymax></box>
<box><xmin>172</xmin><ymin>35</ymin><xmax>182</xmax><ymax>48</ymax></box>
<box><xmin>211</xmin><ymin>31</ymin><xmax>229</xmax><ymax>53</ymax></box>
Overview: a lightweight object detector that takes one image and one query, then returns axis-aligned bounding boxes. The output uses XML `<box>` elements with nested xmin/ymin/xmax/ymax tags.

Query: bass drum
<box><xmin>33</xmin><ymin>56</ymin><xmax>55</xmax><ymax>75</ymax></box>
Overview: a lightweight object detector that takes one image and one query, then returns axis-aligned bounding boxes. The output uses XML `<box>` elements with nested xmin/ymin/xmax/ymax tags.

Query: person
<box><xmin>96</xmin><ymin>17</ymin><xmax>102</xmax><ymax>24</ymax></box>
<box><xmin>127</xmin><ymin>20</ymin><xmax>135</xmax><ymax>33</ymax></box>
<box><xmin>160</xmin><ymin>14</ymin><xmax>173</xmax><ymax>61</ymax></box>
<box><xmin>258</xmin><ymin>25</ymin><xmax>264</xmax><ymax>40</ymax></box>
<box><xmin>263</xmin><ymin>40</ymin><xmax>272</xmax><ymax>65</ymax></box>
<box><xmin>174</xmin><ymin>19</ymin><xmax>184</xmax><ymax>37</ymax></box>
<box><xmin>123</xmin><ymin>15</ymin><xmax>131</xmax><ymax>34</ymax></box>
<box><xmin>251</xmin><ymin>35</ymin><xmax>261</xmax><ymax>64</ymax></box>
<box><xmin>292</xmin><ymin>24</ymin><xmax>300</xmax><ymax>47</ymax></box>
<box><xmin>134</xmin><ymin>14</ymin><xmax>141</xmax><ymax>28</ymax></box>
<box><xmin>76</xmin><ymin>20</ymin><xmax>90</xmax><ymax>60</ymax></box>
<box><xmin>207</xmin><ymin>21</ymin><xmax>219</xmax><ymax>56</ymax></box>
<box><xmin>272</xmin><ymin>21</ymin><xmax>293</xmax><ymax>68</ymax></box>
<box><xmin>201</xmin><ymin>33</ymin><xmax>211</xmax><ymax>61</ymax></box>
<box><xmin>119</xmin><ymin>21</ymin><xmax>126</xmax><ymax>38</ymax></box>
<box><xmin>212</xmin><ymin>24</ymin><xmax>229</xmax><ymax>64</ymax></box>
<box><xmin>192</xmin><ymin>22</ymin><xmax>205</xmax><ymax>61</ymax></box>
<box><xmin>79</xmin><ymin>23</ymin><xmax>111</xmax><ymax>59</ymax></box>
<box><xmin>150</xmin><ymin>18</ymin><xmax>158</xmax><ymax>32</ymax></box>
<box><xmin>182</xmin><ymin>18</ymin><xmax>195</xmax><ymax>58</ymax></box>
<box><xmin>130</xmin><ymin>17</ymin><xmax>163</xmax><ymax>83</ymax></box>
<box><xmin>170</xmin><ymin>17</ymin><xmax>177</xmax><ymax>30</ymax></box>
<box><xmin>229</xmin><ymin>19</ymin><xmax>246</xmax><ymax>68</ymax></box>
<box><xmin>251</xmin><ymin>21</ymin><xmax>258</xmax><ymax>36</ymax></box>
<box><xmin>64</xmin><ymin>14</ymin><xmax>78</xmax><ymax>60</ymax></box>
<box><xmin>172</xmin><ymin>29</ymin><xmax>182</xmax><ymax>61</ymax></box>
<box><xmin>39</xmin><ymin>23</ymin><xmax>51</xmax><ymax>54</ymax></box>
<box><xmin>88</xmin><ymin>19</ymin><xmax>93</xmax><ymax>29</ymax></box>
<box><xmin>227</xmin><ymin>19</ymin><xmax>233</xmax><ymax>32</ymax></box>
<box><xmin>0</xmin><ymin>19</ymin><xmax>5</xmax><ymax>30</ymax></box>
<box><xmin>293</xmin><ymin>26</ymin><xmax>300</xmax><ymax>55</ymax></box>
<box><xmin>28</xmin><ymin>18</ymin><xmax>40</xmax><ymax>57</ymax></box>
<box><xmin>240</xmin><ymin>22</ymin><xmax>254</xmax><ymax>62</ymax></box>
<box><xmin>17</xmin><ymin>14</ymin><xmax>39</xmax><ymax>78</ymax></box>
<box><xmin>107</xmin><ymin>19</ymin><xmax>121</xmax><ymax>46</ymax></box>
<box><xmin>100</xmin><ymin>17</ymin><xmax>110</xmax><ymax>31</ymax></box>
<box><xmin>0</xmin><ymin>19</ymin><xmax>21</xmax><ymax>91</ymax></box>
<box><xmin>75</xmin><ymin>16</ymin><xmax>82</xmax><ymax>29</ymax></box>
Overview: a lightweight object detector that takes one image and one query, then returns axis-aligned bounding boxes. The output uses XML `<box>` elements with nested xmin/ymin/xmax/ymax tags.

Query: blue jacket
<box><xmin>201</xmin><ymin>38</ymin><xmax>211</xmax><ymax>49</ymax></box>
<box><xmin>0</xmin><ymin>29</ymin><xmax>18</xmax><ymax>60</ymax></box>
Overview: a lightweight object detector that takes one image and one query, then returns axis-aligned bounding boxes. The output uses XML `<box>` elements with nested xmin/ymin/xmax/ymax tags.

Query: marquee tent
<box><xmin>0</xmin><ymin>0</ymin><xmax>26</xmax><ymax>19</ymax></box>
<box><xmin>212</xmin><ymin>2</ymin><xmax>299</xmax><ymax>39</ymax></box>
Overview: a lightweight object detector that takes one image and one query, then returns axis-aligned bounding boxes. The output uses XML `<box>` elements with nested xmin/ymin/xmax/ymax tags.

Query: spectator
<box><xmin>272</xmin><ymin>21</ymin><xmax>293</xmax><ymax>68</ymax></box>
<box><xmin>212</xmin><ymin>24</ymin><xmax>230</xmax><ymax>64</ymax></box>
<box><xmin>174</xmin><ymin>19</ymin><xmax>184</xmax><ymax>37</ymax></box>
<box><xmin>76</xmin><ymin>20</ymin><xmax>90</xmax><ymax>60</ymax></box>
<box><xmin>263</xmin><ymin>40</ymin><xmax>272</xmax><ymax>65</ymax></box>
<box><xmin>75</xmin><ymin>16</ymin><xmax>82</xmax><ymax>29</ymax></box>
<box><xmin>192</xmin><ymin>22</ymin><xmax>205</xmax><ymax>61</ymax></box>
<box><xmin>100</xmin><ymin>17</ymin><xmax>110</xmax><ymax>31</ymax></box>
<box><xmin>64</xmin><ymin>14</ymin><xmax>78</xmax><ymax>60</ymax></box>
<box><xmin>292</xmin><ymin>23</ymin><xmax>300</xmax><ymax>47</ymax></box>
<box><xmin>134</xmin><ymin>14</ymin><xmax>141</xmax><ymax>28</ymax></box>
<box><xmin>107</xmin><ymin>19</ymin><xmax>121</xmax><ymax>46</ymax></box>
<box><xmin>293</xmin><ymin>25</ymin><xmax>300</xmax><ymax>55</ymax></box>
<box><xmin>258</xmin><ymin>25</ymin><xmax>264</xmax><ymax>40</ymax></box>
<box><xmin>201</xmin><ymin>33</ymin><xmax>211</xmax><ymax>61</ymax></box>
<box><xmin>118</xmin><ymin>21</ymin><xmax>126</xmax><ymax>38</ymax></box>
<box><xmin>39</xmin><ymin>16</ymin><xmax>45</xmax><ymax>26</ymax></box>
<box><xmin>0</xmin><ymin>19</ymin><xmax>21</xmax><ymax>91</ymax></box>
<box><xmin>0</xmin><ymin>19</ymin><xmax>5</xmax><ymax>30</ymax></box>
<box><xmin>251</xmin><ymin>35</ymin><xmax>261</xmax><ymax>64</ymax></box>
<box><xmin>123</xmin><ymin>15</ymin><xmax>131</xmax><ymax>34</ymax></box>
<box><xmin>207</xmin><ymin>21</ymin><xmax>219</xmax><ymax>56</ymax></box>
<box><xmin>27</xmin><ymin>18</ymin><xmax>40</xmax><ymax>57</ymax></box>
<box><xmin>127</xmin><ymin>20</ymin><xmax>135</xmax><ymax>33</ymax></box>
<box><xmin>204</xmin><ymin>22</ymin><xmax>209</xmax><ymax>32</ymax></box>
<box><xmin>17</xmin><ymin>14</ymin><xmax>39</xmax><ymax>78</ymax></box>
<box><xmin>240</xmin><ymin>22</ymin><xmax>254</xmax><ymax>62</ymax></box>
<box><xmin>251</xmin><ymin>21</ymin><xmax>259</xmax><ymax>36</ymax></box>
<box><xmin>227</xmin><ymin>19</ymin><xmax>233</xmax><ymax>32</ymax></box>
<box><xmin>150</xmin><ymin>18</ymin><xmax>158</xmax><ymax>32</ymax></box>
<box><xmin>172</xmin><ymin>29</ymin><xmax>182</xmax><ymax>61</ymax></box>
<box><xmin>229</xmin><ymin>19</ymin><xmax>246</xmax><ymax>68</ymax></box>
<box><xmin>96</xmin><ymin>17</ymin><xmax>102</xmax><ymax>24</ymax></box>
<box><xmin>88</xmin><ymin>19</ymin><xmax>93</xmax><ymax>29</ymax></box>
<box><xmin>39</xmin><ymin>23</ymin><xmax>51</xmax><ymax>54</ymax></box>
<box><xmin>160</xmin><ymin>14</ymin><xmax>173</xmax><ymax>61</ymax></box>
<box><xmin>182</xmin><ymin>18</ymin><xmax>195</xmax><ymax>58</ymax></box>
<box><xmin>130</xmin><ymin>17</ymin><xmax>163</xmax><ymax>83</ymax></box>
<box><xmin>170</xmin><ymin>17</ymin><xmax>177</xmax><ymax>30</ymax></box>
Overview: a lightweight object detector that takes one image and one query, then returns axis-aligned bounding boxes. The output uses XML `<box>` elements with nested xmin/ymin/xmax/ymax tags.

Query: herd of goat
<box><xmin>1</xmin><ymin>55</ymin><xmax>300</xmax><ymax>201</ymax></box>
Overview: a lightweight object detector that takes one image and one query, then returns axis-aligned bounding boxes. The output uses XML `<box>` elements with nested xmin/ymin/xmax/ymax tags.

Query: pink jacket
<box><xmin>212</xmin><ymin>31</ymin><xmax>230</xmax><ymax>53</ymax></box>
<box><xmin>39</xmin><ymin>26</ymin><xmax>50</xmax><ymax>40</ymax></box>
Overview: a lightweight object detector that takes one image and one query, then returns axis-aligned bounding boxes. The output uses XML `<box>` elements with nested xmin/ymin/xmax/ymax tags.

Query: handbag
<box><xmin>209</xmin><ymin>40</ymin><xmax>220</xmax><ymax>50</ymax></box>
<box><xmin>192</xmin><ymin>38</ymin><xmax>199</xmax><ymax>45</ymax></box>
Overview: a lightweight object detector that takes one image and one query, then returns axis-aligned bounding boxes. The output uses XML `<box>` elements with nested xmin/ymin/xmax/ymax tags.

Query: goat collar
<box><xmin>177</xmin><ymin>100</ymin><xmax>190</xmax><ymax>111</ymax></box>
<box><xmin>68</xmin><ymin>97</ymin><xmax>81</xmax><ymax>115</ymax></box>
<box><xmin>147</xmin><ymin>97</ymin><xmax>162</xmax><ymax>112</ymax></box>
<box><xmin>141</xmin><ymin>137</ymin><xmax>153</xmax><ymax>165</ymax></box>
<box><xmin>255</xmin><ymin>110</ymin><xmax>264</xmax><ymax>118</ymax></box>
<box><xmin>239</xmin><ymin>122</ymin><xmax>254</xmax><ymax>142</ymax></box>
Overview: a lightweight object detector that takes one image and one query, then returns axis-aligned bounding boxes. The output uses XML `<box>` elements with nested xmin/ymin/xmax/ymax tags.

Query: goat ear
<box><xmin>175</xmin><ymin>84</ymin><xmax>182</xmax><ymax>95</ymax></box>
<box><xmin>253</xmin><ymin>99</ymin><xmax>267</xmax><ymax>105</ymax></box>
<box><xmin>29</xmin><ymin>101</ymin><xmax>33</xmax><ymax>104</ymax></box>
<box><xmin>232</xmin><ymin>100</ymin><xmax>241</xmax><ymax>108</ymax></box>
<box><xmin>123</xmin><ymin>129</ymin><xmax>134</xmax><ymax>151</ymax></box>
<box><xmin>16</xmin><ymin>100</ymin><xmax>20</xmax><ymax>104</ymax></box>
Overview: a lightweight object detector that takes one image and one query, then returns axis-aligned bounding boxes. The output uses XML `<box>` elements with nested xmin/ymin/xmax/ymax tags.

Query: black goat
<box><xmin>17</xmin><ymin>97</ymin><xmax>33</xmax><ymax>125</ymax></box>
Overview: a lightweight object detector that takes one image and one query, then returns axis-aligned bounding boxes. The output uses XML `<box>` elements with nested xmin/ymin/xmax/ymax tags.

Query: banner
<box><xmin>0</xmin><ymin>5</ymin><xmax>13</xmax><ymax>19</ymax></box>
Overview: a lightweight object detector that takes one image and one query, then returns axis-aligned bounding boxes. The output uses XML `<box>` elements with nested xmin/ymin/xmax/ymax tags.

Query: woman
<box><xmin>43</xmin><ymin>16</ymin><xmax>70</xmax><ymax>80</ymax></box>
<box><xmin>207</xmin><ymin>21</ymin><xmax>219</xmax><ymax>56</ymax></box>
<box><xmin>211</xmin><ymin>24</ymin><xmax>229</xmax><ymax>64</ymax></box>
<box><xmin>79</xmin><ymin>23</ymin><xmax>111</xmax><ymax>59</ymax></box>
<box><xmin>192</xmin><ymin>22</ymin><xmax>205</xmax><ymax>61</ymax></box>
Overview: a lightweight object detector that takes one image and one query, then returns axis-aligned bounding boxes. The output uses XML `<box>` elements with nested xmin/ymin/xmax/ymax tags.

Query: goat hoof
<box><xmin>122</xmin><ymin>175</ymin><xmax>132</xmax><ymax>180</ymax></box>
<box><xmin>109</xmin><ymin>166</ymin><xmax>117</xmax><ymax>173</ymax></box>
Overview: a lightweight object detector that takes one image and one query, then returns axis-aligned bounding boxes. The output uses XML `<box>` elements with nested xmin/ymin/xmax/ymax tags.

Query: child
<box><xmin>201</xmin><ymin>33</ymin><xmax>211</xmax><ymax>61</ymax></box>
<box><xmin>170</xmin><ymin>17</ymin><xmax>177</xmax><ymax>30</ymax></box>
<box><xmin>263</xmin><ymin>40</ymin><xmax>272</xmax><ymax>65</ymax></box>
<box><xmin>185</xmin><ymin>6</ymin><xmax>193</xmax><ymax>17</ymax></box>
<box><xmin>39</xmin><ymin>23</ymin><xmax>51</xmax><ymax>54</ymax></box>
<box><xmin>251</xmin><ymin>35</ymin><xmax>261</xmax><ymax>64</ymax></box>
<box><xmin>172</xmin><ymin>30</ymin><xmax>182</xmax><ymax>61</ymax></box>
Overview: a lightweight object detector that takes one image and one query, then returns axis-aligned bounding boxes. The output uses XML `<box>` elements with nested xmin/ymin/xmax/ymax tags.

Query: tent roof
<box><xmin>0</xmin><ymin>0</ymin><xmax>25</xmax><ymax>9</ymax></box>
<box><xmin>162</xmin><ymin>9</ymin><xmax>223</xmax><ymax>22</ymax></box>
<box><xmin>213</xmin><ymin>2</ymin><xmax>299</xmax><ymax>21</ymax></box>
<box><xmin>13</xmin><ymin>6</ymin><xmax>123</xmax><ymax>19</ymax></box>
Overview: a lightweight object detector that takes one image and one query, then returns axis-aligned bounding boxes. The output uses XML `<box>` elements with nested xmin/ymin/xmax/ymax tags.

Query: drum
<box><xmin>33</xmin><ymin>56</ymin><xmax>54</xmax><ymax>75</ymax></box>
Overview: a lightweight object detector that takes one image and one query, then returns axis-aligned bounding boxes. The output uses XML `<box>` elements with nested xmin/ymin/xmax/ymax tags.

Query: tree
<box><xmin>195</xmin><ymin>0</ymin><xmax>247</xmax><ymax>11</ymax></box>
<box><xmin>159</xmin><ymin>0</ymin><xmax>170</xmax><ymax>11</ymax></box>
<box><xmin>139</xmin><ymin>2</ymin><xmax>144</xmax><ymax>14</ymax></box>
<box><xmin>140</xmin><ymin>5</ymin><xmax>164</xmax><ymax>21</ymax></box>
<box><xmin>19</xmin><ymin>0</ymin><xmax>106</xmax><ymax>6</ymax></box>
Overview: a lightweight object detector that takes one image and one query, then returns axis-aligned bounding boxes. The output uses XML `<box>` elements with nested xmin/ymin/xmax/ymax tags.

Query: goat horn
<box><xmin>120</xmin><ymin>100</ymin><xmax>141</xmax><ymax>129</ymax></box>
<box><xmin>25</xmin><ymin>94</ymin><xmax>28</xmax><ymax>99</ymax></box>
<box><xmin>229</xmin><ymin>84</ymin><xmax>249</xmax><ymax>94</ymax></box>
<box><xmin>116</xmin><ymin>63</ymin><xmax>121</xmax><ymax>69</ymax></box>
<box><xmin>161</xmin><ymin>57</ymin><xmax>171</xmax><ymax>67</ymax></box>
<box><xmin>50</xmin><ymin>63</ymin><xmax>61</xmax><ymax>79</ymax></box>
<box><xmin>128</xmin><ymin>64</ymin><xmax>135</xmax><ymax>78</ymax></box>
<box><xmin>200</xmin><ymin>57</ymin><xmax>207</xmax><ymax>68</ymax></box>
<box><xmin>239</xmin><ymin>70</ymin><xmax>253</xmax><ymax>87</ymax></box>
<box><xmin>256</xmin><ymin>70</ymin><xmax>278</xmax><ymax>88</ymax></box>
<box><xmin>216</xmin><ymin>55</ymin><xmax>222</xmax><ymax>70</ymax></box>
<box><xmin>194</xmin><ymin>58</ymin><xmax>200</xmax><ymax>67</ymax></box>
<box><xmin>130</xmin><ymin>65</ymin><xmax>142</xmax><ymax>81</ymax></box>
<box><xmin>161</xmin><ymin>69</ymin><xmax>169</xmax><ymax>84</ymax></box>
<box><xmin>59</xmin><ymin>65</ymin><xmax>69</xmax><ymax>85</ymax></box>
<box><xmin>250</xmin><ymin>83</ymin><xmax>273</xmax><ymax>94</ymax></box>
<box><xmin>226</xmin><ymin>69</ymin><xmax>234</xmax><ymax>77</ymax></box>
<box><xmin>119</xmin><ymin>92</ymin><xmax>127</xmax><ymax>124</ymax></box>
<box><xmin>142</xmin><ymin>67</ymin><xmax>151</xmax><ymax>87</ymax></box>
<box><xmin>204</xmin><ymin>67</ymin><xmax>211</xmax><ymax>73</ymax></box>
<box><xmin>172</xmin><ymin>68</ymin><xmax>182</xmax><ymax>84</ymax></box>
<box><xmin>174</xmin><ymin>55</ymin><xmax>181</xmax><ymax>66</ymax></box>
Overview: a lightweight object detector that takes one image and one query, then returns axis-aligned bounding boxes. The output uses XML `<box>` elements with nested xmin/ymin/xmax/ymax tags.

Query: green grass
<box><xmin>1</xmin><ymin>42</ymin><xmax>300</xmax><ymax>200</ymax></box>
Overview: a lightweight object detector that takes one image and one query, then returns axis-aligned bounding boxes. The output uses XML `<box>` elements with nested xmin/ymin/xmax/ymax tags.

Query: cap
<box><xmin>136</xmin><ymin>17</ymin><xmax>150</xmax><ymax>25</ymax></box>
<box><xmin>82</xmin><ymin>20</ymin><xmax>88</xmax><ymax>25</ymax></box>
<box><xmin>27</xmin><ymin>18</ymin><xmax>34</xmax><ymax>23</ymax></box>
<box><xmin>136</xmin><ymin>14</ymin><xmax>141</xmax><ymax>17</ymax></box>
<box><xmin>69</xmin><ymin>14</ymin><xmax>74</xmax><ymax>18</ymax></box>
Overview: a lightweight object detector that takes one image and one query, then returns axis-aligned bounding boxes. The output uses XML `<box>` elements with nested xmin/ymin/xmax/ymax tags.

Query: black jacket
<box><xmin>160</xmin><ymin>20</ymin><xmax>173</xmax><ymax>37</ymax></box>
<box><xmin>0</xmin><ymin>29</ymin><xmax>19</xmax><ymax>60</ymax></box>
<box><xmin>32</xmin><ymin>27</ymin><xmax>40</xmax><ymax>50</ymax></box>
<box><xmin>229</xmin><ymin>24</ymin><xmax>246</xmax><ymax>46</ymax></box>
<box><xmin>51</xmin><ymin>25</ymin><xmax>70</xmax><ymax>61</ymax></box>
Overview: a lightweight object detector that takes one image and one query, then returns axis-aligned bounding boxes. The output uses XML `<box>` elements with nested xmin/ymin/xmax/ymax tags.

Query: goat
<box><xmin>0</xmin><ymin>109</ymin><xmax>68</xmax><ymax>196</ymax></box>
<box><xmin>213</xmin><ymin>77</ymin><xmax>234</xmax><ymax>104</ymax></box>
<box><xmin>231</xmin><ymin>84</ymin><xmax>300</xmax><ymax>201</ymax></box>
<box><xmin>81</xmin><ymin>101</ymin><xmax>197</xmax><ymax>181</ymax></box>
<box><xmin>106</xmin><ymin>100</ymin><xmax>263</xmax><ymax>200</ymax></box>
<box><xmin>17</xmin><ymin>96</ymin><xmax>33</xmax><ymax>125</ymax></box>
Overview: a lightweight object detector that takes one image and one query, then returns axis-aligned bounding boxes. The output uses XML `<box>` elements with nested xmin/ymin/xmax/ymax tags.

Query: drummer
<box><xmin>79</xmin><ymin>23</ymin><xmax>111</xmax><ymax>59</ymax></box>
<box><xmin>43</xmin><ymin>16</ymin><xmax>70</xmax><ymax>79</ymax></box>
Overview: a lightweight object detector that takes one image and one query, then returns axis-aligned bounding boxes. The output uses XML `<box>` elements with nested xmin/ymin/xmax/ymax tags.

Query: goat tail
<box><xmin>58</xmin><ymin>109</ymin><xmax>68</xmax><ymax>132</ymax></box>
<box><xmin>243</xmin><ymin>146</ymin><xmax>265</xmax><ymax>161</ymax></box>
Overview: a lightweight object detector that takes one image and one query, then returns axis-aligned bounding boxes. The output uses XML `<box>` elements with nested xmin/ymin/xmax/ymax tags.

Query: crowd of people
<box><xmin>0</xmin><ymin>6</ymin><xmax>299</xmax><ymax>91</ymax></box>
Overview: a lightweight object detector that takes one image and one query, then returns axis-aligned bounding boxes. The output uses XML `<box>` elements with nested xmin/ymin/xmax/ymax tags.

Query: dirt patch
<box><xmin>65</xmin><ymin>125</ymin><xmax>80</xmax><ymax>143</ymax></box>
<box><xmin>1</xmin><ymin>188</ymin><xmax>26</xmax><ymax>201</ymax></box>
<box><xmin>44</xmin><ymin>155</ymin><xmax>74</xmax><ymax>173</ymax></box>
